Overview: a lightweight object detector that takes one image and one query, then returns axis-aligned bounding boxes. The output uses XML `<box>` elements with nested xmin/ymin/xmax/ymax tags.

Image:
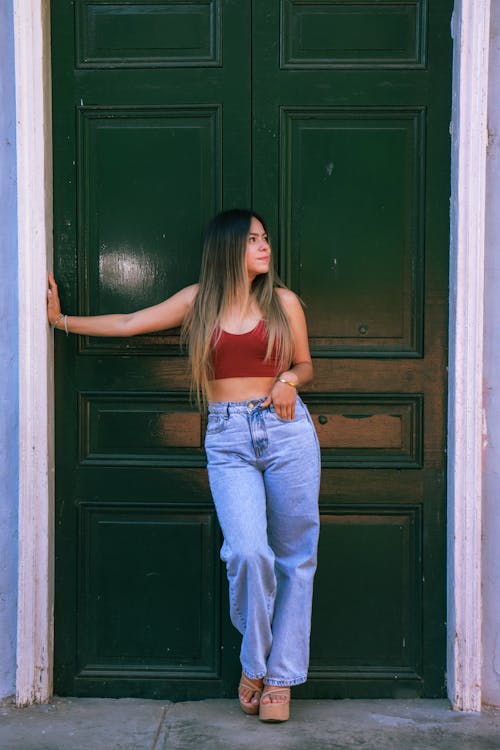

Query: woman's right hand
<box><xmin>47</xmin><ymin>272</ymin><xmax>62</xmax><ymax>325</ymax></box>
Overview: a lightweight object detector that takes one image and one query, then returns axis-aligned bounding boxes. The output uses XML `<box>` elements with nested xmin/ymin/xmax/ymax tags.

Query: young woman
<box><xmin>47</xmin><ymin>209</ymin><xmax>321</xmax><ymax>723</ymax></box>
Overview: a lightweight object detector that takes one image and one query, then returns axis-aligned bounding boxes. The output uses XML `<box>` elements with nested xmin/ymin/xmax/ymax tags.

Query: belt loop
<box><xmin>225</xmin><ymin>402</ymin><xmax>230</xmax><ymax>419</ymax></box>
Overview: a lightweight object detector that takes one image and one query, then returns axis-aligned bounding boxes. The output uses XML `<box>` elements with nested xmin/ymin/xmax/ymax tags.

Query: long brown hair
<box><xmin>181</xmin><ymin>209</ymin><xmax>295</xmax><ymax>407</ymax></box>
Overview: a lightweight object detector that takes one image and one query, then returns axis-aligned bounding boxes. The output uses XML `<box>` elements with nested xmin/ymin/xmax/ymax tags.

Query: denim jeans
<box><xmin>205</xmin><ymin>395</ymin><xmax>321</xmax><ymax>686</ymax></box>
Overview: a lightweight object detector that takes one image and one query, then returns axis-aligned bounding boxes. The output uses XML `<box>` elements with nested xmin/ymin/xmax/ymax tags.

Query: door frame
<box><xmin>13</xmin><ymin>0</ymin><xmax>490</xmax><ymax>709</ymax></box>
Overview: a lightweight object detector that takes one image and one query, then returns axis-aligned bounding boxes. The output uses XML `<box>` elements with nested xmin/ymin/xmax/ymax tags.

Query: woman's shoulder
<box><xmin>176</xmin><ymin>283</ymin><xmax>199</xmax><ymax>305</ymax></box>
<box><xmin>158</xmin><ymin>283</ymin><xmax>199</xmax><ymax>321</ymax></box>
<box><xmin>275</xmin><ymin>286</ymin><xmax>301</xmax><ymax>309</ymax></box>
<box><xmin>274</xmin><ymin>287</ymin><xmax>307</xmax><ymax>329</ymax></box>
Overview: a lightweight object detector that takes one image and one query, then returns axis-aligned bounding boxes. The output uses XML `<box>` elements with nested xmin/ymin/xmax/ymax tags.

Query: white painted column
<box><xmin>14</xmin><ymin>0</ymin><xmax>54</xmax><ymax>706</ymax></box>
<box><xmin>482</xmin><ymin>0</ymin><xmax>500</xmax><ymax>708</ymax></box>
<box><xmin>447</xmin><ymin>0</ymin><xmax>491</xmax><ymax>711</ymax></box>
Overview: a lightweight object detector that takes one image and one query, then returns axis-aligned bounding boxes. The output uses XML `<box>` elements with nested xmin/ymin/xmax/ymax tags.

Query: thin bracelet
<box><xmin>64</xmin><ymin>315</ymin><xmax>69</xmax><ymax>336</ymax></box>
<box><xmin>278</xmin><ymin>377</ymin><xmax>298</xmax><ymax>389</ymax></box>
<box><xmin>51</xmin><ymin>312</ymin><xmax>64</xmax><ymax>332</ymax></box>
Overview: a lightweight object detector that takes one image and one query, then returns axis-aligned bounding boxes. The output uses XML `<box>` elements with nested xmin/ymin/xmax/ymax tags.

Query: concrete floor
<box><xmin>1</xmin><ymin>698</ymin><xmax>499</xmax><ymax>750</ymax></box>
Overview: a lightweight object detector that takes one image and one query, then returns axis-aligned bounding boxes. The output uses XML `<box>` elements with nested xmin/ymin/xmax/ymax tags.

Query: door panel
<box><xmin>76</xmin><ymin>0</ymin><xmax>221</xmax><ymax>68</ymax></box>
<box><xmin>78</xmin><ymin>505</ymin><xmax>218</xmax><ymax>676</ymax></box>
<box><xmin>253</xmin><ymin>0</ymin><xmax>451</xmax><ymax>697</ymax></box>
<box><xmin>81</xmin><ymin>107</ymin><xmax>221</xmax><ymax>320</ymax></box>
<box><xmin>52</xmin><ymin>0</ymin><xmax>250</xmax><ymax>699</ymax></box>
<box><xmin>311</xmin><ymin>508</ymin><xmax>421</xmax><ymax>674</ymax></box>
<box><xmin>280</xmin><ymin>0</ymin><xmax>427</xmax><ymax>69</ymax></box>
<box><xmin>53</xmin><ymin>0</ymin><xmax>452</xmax><ymax>698</ymax></box>
<box><xmin>281</xmin><ymin>108</ymin><xmax>424</xmax><ymax>354</ymax></box>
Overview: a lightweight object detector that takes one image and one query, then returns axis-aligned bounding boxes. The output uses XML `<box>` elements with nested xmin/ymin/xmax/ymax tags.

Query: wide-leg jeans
<box><xmin>205</xmin><ymin>395</ymin><xmax>320</xmax><ymax>686</ymax></box>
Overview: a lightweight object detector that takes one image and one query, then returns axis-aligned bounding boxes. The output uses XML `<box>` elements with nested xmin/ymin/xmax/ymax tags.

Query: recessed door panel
<box><xmin>76</xmin><ymin>0</ymin><xmax>222</xmax><ymax>68</ymax></box>
<box><xmin>281</xmin><ymin>107</ymin><xmax>425</xmax><ymax>354</ymax></box>
<box><xmin>79</xmin><ymin>106</ymin><xmax>221</xmax><ymax>353</ymax></box>
<box><xmin>310</xmin><ymin>508</ymin><xmax>420</xmax><ymax>678</ymax></box>
<box><xmin>281</xmin><ymin>0</ymin><xmax>427</xmax><ymax>68</ymax></box>
<box><xmin>78</xmin><ymin>504</ymin><xmax>219</xmax><ymax>676</ymax></box>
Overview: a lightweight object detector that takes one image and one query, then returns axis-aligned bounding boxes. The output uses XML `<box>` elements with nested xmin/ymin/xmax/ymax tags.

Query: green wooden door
<box><xmin>252</xmin><ymin>1</ymin><xmax>452</xmax><ymax>699</ymax></box>
<box><xmin>53</xmin><ymin>0</ymin><xmax>452</xmax><ymax>699</ymax></box>
<box><xmin>52</xmin><ymin>0</ymin><xmax>251</xmax><ymax>699</ymax></box>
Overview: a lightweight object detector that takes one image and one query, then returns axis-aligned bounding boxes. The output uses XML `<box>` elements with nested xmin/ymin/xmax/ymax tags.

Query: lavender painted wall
<box><xmin>0</xmin><ymin>0</ymin><xmax>18</xmax><ymax>701</ymax></box>
<box><xmin>483</xmin><ymin>1</ymin><xmax>500</xmax><ymax>708</ymax></box>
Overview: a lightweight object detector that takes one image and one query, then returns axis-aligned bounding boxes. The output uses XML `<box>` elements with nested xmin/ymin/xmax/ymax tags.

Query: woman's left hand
<box><xmin>261</xmin><ymin>380</ymin><xmax>297</xmax><ymax>420</ymax></box>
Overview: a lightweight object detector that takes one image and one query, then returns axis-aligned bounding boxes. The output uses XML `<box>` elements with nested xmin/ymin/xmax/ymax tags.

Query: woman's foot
<box><xmin>238</xmin><ymin>673</ymin><xmax>264</xmax><ymax>715</ymax></box>
<box><xmin>259</xmin><ymin>686</ymin><xmax>291</xmax><ymax>722</ymax></box>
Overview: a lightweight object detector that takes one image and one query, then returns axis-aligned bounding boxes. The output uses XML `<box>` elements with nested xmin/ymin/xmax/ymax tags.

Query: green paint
<box><xmin>52</xmin><ymin>0</ymin><xmax>452</xmax><ymax>699</ymax></box>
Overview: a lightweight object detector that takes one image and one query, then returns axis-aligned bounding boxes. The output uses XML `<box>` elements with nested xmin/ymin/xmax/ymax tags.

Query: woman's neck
<box><xmin>220</xmin><ymin>293</ymin><xmax>262</xmax><ymax>334</ymax></box>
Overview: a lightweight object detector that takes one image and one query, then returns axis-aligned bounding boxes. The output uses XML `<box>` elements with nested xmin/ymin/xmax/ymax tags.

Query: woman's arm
<box><xmin>261</xmin><ymin>288</ymin><xmax>313</xmax><ymax>419</ymax></box>
<box><xmin>47</xmin><ymin>272</ymin><xmax>198</xmax><ymax>336</ymax></box>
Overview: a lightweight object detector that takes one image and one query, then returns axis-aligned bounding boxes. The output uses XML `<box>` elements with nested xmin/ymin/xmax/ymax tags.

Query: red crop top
<box><xmin>211</xmin><ymin>319</ymin><xmax>281</xmax><ymax>379</ymax></box>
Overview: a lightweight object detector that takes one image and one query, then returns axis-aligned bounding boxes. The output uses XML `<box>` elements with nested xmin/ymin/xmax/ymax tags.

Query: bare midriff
<box><xmin>207</xmin><ymin>376</ymin><xmax>277</xmax><ymax>403</ymax></box>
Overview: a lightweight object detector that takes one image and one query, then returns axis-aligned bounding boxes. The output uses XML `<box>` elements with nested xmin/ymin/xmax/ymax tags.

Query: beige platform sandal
<box><xmin>238</xmin><ymin>674</ymin><xmax>263</xmax><ymax>716</ymax></box>
<box><xmin>259</xmin><ymin>686</ymin><xmax>291</xmax><ymax>722</ymax></box>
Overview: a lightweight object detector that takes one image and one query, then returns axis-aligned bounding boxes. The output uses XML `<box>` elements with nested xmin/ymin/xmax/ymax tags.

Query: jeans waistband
<box><xmin>208</xmin><ymin>396</ymin><xmax>268</xmax><ymax>415</ymax></box>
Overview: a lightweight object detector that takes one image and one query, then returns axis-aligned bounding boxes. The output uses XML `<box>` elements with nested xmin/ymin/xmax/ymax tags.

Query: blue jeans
<box><xmin>205</xmin><ymin>395</ymin><xmax>321</xmax><ymax>686</ymax></box>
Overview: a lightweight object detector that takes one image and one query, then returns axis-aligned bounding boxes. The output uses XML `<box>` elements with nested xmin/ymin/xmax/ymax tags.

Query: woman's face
<box><xmin>245</xmin><ymin>216</ymin><xmax>271</xmax><ymax>281</ymax></box>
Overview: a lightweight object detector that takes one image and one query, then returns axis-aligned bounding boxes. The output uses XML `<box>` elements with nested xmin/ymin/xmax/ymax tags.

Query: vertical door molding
<box><xmin>448</xmin><ymin>0</ymin><xmax>491</xmax><ymax>711</ymax></box>
<box><xmin>13</xmin><ymin>0</ymin><xmax>54</xmax><ymax>705</ymax></box>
